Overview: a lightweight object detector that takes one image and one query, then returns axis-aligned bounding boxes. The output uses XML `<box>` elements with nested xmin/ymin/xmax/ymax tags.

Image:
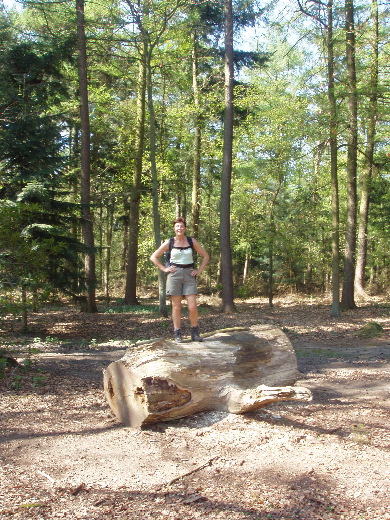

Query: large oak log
<box><xmin>103</xmin><ymin>325</ymin><xmax>311</xmax><ymax>427</ymax></box>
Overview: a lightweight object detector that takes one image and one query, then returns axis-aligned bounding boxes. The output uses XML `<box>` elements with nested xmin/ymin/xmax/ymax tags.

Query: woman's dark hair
<box><xmin>173</xmin><ymin>217</ymin><xmax>186</xmax><ymax>227</ymax></box>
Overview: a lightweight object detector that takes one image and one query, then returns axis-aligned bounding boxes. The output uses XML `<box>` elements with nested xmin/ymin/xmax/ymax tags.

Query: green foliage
<box><xmin>0</xmin><ymin>35</ymin><xmax>73</xmax><ymax>194</ymax></box>
<box><xmin>0</xmin><ymin>340</ymin><xmax>46</xmax><ymax>390</ymax></box>
<box><xmin>0</xmin><ymin>14</ymin><xmax>86</xmax><ymax>313</ymax></box>
<box><xmin>357</xmin><ymin>322</ymin><xmax>384</xmax><ymax>338</ymax></box>
<box><xmin>0</xmin><ymin>186</ymin><xmax>84</xmax><ymax>286</ymax></box>
<box><xmin>103</xmin><ymin>303</ymin><xmax>160</xmax><ymax>315</ymax></box>
<box><xmin>0</xmin><ymin>0</ymin><xmax>388</xmax><ymax>305</ymax></box>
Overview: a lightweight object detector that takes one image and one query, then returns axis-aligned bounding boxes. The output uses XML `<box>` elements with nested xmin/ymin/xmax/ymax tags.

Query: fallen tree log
<box><xmin>103</xmin><ymin>325</ymin><xmax>312</xmax><ymax>427</ymax></box>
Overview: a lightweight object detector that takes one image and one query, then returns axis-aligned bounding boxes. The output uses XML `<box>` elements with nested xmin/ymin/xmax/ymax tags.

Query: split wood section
<box><xmin>103</xmin><ymin>325</ymin><xmax>312</xmax><ymax>428</ymax></box>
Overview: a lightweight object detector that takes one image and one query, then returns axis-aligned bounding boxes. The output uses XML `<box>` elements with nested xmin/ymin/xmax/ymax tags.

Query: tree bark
<box><xmin>121</xmin><ymin>196</ymin><xmax>130</xmax><ymax>271</ymax></box>
<box><xmin>147</xmin><ymin>50</ymin><xmax>168</xmax><ymax>318</ymax></box>
<box><xmin>76</xmin><ymin>0</ymin><xmax>97</xmax><ymax>313</ymax></box>
<box><xmin>191</xmin><ymin>31</ymin><xmax>201</xmax><ymax>239</ymax></box>
<box><xmin>103</xmin><ymin>325</ymin><xmax>312</xmax><ymax>427</ymax></box>
<box><xmin>355</xmin><ymin>0</ymin><xmax>378</xmax><ymax>297</ymax></box>
<box><xmin>243</xmin><ymin>247</ymin><xmax>249</xmax><ymax>283</ymax></box>
<box><xmin>220</xmin><ymin>0</ymin><xmax>235</xmax><ymax>313</ymax></box>
<box><xmin>268</xmin><ymin>218</ymin><xmax>274</xmax><ymax>308</ymax></box>
<box><xmin>327</xmin><ymin>0</ymin><xmax>341</xmax><ymax>317</ymax></box>
<box><xmin>21</xmin><ymin>285</ymin><xmax>28</xmax><ymax>333</ymax></box>
<box><xmin>268</xmin><ymin>174</ymin><xmax>282</xmax><ymax>308</ymax></box>
<box><xmin>341</xmin><ymin>0</ymin><xmax>358</xmax><ymax>310</ymax></box>
<box><xmin>104</xmin><ymin>200</ymin><xmax>114</xmax><ymax>301</ymax></box>
<box><xmin>124</xmin><ymin>54</ymin><xmax>147</xmax><ymax>305</ymax></box>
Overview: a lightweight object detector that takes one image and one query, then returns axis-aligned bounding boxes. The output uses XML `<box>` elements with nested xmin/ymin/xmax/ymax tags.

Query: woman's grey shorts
<box><xmin>166</xmin><ymin>267</ymin><xmax>198</xmax><ymax>296</ymax></box>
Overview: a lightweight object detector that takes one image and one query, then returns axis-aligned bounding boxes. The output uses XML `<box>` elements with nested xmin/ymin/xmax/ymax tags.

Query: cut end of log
<box><xmin>104</xmin><ymin>369</ymin><xmax>194</xmax><ymax>427</ymax></box>
<box><xmin>138</xmin><ymin>377</ymin><xmax>192</xmax><ymax>412</ymax></box>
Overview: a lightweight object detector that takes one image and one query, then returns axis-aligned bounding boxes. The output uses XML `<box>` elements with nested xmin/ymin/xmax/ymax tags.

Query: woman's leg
<box><xmin>185</xmin><ymin>294</ymin><xmax>199</xmax><ymax>327</ymax></box>
<box><xmin>171</xmin><ymin>295</ymin><xmax>182</xmax><ymax>330</ymax></box>
<box><xmin>186</xmin><ymin>294</ymin><xmax>203</xmax><ymax>341</ymax></box>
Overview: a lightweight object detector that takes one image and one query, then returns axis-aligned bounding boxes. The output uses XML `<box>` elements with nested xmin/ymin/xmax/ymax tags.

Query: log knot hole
<box><xmin>107</xmin><ymin>378</ymin><xmax>115</xmax><ymax>399</ymax></box>
<box><xmin>138</xmin><ymin>377</ymin><xmax>192</xmax><ymax>413</ymax></box>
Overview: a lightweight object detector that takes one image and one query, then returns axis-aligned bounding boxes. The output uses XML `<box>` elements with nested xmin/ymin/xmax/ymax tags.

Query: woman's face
<box><xmin>174</xmin><ymin>222</ymin><xmax>186</xmax><ymax>236</ymax></box>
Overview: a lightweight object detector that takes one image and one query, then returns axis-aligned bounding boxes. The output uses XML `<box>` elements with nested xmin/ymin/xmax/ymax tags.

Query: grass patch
<box><xmin>0</xmin><ymin>341</ymin><xmax>47</xmax><ymax>390</ymax></box>
<box><xmin>103</xmin><ymin>304</ymin><xmax>160</xmax><ymax>314</ymax></box>
<box><xmin>295</xmin><ymin>347</ymin><xmax>348</xmax><ymax>358</ymax></box>
<box><xmin>357</xmin><ymin>322</ymin><xmax>384</xmax><ymax>338</ymax></box>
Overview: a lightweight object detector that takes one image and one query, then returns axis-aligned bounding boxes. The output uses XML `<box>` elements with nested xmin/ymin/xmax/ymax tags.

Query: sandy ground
<box><xmin>1</xmin><ymin>298</ymin><xmax>389</xmax><ymax>520</ymax></box>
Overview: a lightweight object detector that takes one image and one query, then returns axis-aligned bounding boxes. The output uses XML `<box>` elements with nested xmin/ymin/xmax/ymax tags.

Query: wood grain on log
<box><xmin>103</xmin><ymin>325</ymin><xmax>312</xmax><ymax>427</ymax></box>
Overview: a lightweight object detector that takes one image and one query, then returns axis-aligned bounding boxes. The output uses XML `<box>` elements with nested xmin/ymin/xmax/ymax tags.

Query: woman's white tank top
<box><xmin>170</xmin><ymin>246</ymin><xmax>194</xmax><ymax>265</ymax></box>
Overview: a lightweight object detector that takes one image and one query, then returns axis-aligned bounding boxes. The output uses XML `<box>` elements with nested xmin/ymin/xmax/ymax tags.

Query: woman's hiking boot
<box><xmin>191</xmin><ymin>326</ymin><xmax>203</xmax><ymax>342</ymax></box>
<box><xmin>174</xmin><ymin>329</ymin><xmax>182</xmax><ymax>343</ymax></box>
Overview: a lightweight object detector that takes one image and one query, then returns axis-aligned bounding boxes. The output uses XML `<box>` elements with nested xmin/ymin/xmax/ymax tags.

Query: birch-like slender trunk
<box><xmin>124</xmin><ymin>53</ymin><xmax>147</xmax><ymax>305</ymax></box>
<box><xmin>147</xmin><ymin>52</ymin><xmax>168</xmax><ymax>317</ymax></box>
<box><xmin>220</xmin><ymin>0</ymin><xmax>235</xmax><ymax>313</ymax></box>
<box><xmin>355</xmin><ymin>0</ymin><xmax>378</xmax><ymax>297</ymax></box>
<box><xmin>327</xmin><ymin>0</ymin><xmax>340</xmax><ymax>317</ymax></box>
<box><xmin>76</xmin><ymin>0</ymin><xmax>97</xmax><ymax>312</ymax></box>
<box><xmin>341</xmin><ymin>0</ymin><xmax>358</xmax><ymax>310</ymax></box>
<box><xmin>191</xmin><ymin>31</ymin><xmax>201</xmax><ymax>238</ymax></box>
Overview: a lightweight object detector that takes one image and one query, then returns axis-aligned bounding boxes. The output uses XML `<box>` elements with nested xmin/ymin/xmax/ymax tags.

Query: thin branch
<box><xmin>296</xmin><ymin>0</ymin><xmax>327</xmax><ymax>28</ymax></box>
<box><xmin>156</xmin><ymin>457</ymin><xmax>219</xmax><ymax>491</ymax></box>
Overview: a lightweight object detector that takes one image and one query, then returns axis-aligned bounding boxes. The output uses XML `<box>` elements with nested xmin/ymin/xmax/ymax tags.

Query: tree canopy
<box><xmin>0</xmin><ymin>0</ymin><xmax>388</xmax><ymax>320</ymax></box>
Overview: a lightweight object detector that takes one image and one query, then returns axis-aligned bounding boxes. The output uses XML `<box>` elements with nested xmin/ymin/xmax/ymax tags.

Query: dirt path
<box><xmin>1</xmin><ymin>298</ymin><xmax>389</xmax><ymax>520</ymax></box>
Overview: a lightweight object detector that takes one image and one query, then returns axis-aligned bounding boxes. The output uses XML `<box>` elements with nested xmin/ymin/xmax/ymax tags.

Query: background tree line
<box><xmin>0</xmin><ymin>0</ymin><xmax>388</xmax><ymax>325</ymax></box>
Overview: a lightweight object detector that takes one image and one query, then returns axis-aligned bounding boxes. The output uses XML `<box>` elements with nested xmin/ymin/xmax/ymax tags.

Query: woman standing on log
<box><xmin>150</xmin><ymin>217</ymin><xmax>209</xmax><ymax>343</ymax></box>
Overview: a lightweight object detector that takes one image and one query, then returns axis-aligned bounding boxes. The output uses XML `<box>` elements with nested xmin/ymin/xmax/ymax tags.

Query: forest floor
<box><xmin>1</xmin><ymin>294</ymin><xmax>389</xmax><ymax>520</ymax></box>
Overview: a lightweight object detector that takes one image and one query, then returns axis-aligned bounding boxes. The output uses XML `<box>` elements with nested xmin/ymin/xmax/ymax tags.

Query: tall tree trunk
<box><xmin>76</xmin><ymin>0</ymin><xmax>97</xmax><ymax>313</ymax></box>
<box><xmin>104</xmin><ymin>200</ymin><xmax>114</xmax><ymax>301</ymax></box>
<box><xmin>124</xmin><ymin>53</ymin><xmax>147</xmax><ymax>305</ymax></box>
<box><xmin>191</xmin><ymin>31</ymin><xmax>201</xmax><ymax>239</ymax></box>
<box><xmin>327</xmin><ymin>0</ymin><xmax>341</xmax><ymax>317</ymax></box>
<box><xmin>97</xmin><ymin>194</ymin><xmax>103</xmax><ymax>286</ymax></box>
<box><xmin>176</xmin><ymin>186</ymin><xmax>187</xmax><ymax>220</ymax></box>
<box><xmin>91</xmin><ymin>134</ymin><xmax>101</xmax><ymax>284</ymax></box>
<box><xmin>341</xmin><ymin>0</ymin><xmax>358</xmax><ymax>310</ymax></box>
<box><xmin>122</xmin><ymin>196</ymin><xmax>130</xmax><ymax>271</ymax></box>
<box><xmin>268</xmin><ymin>221</ymin><xmax>274</xmax><ymax>308</ymax></box>
<box><xmin>355</xmin><ymin>0</ymin><xmax>378</xmax><ymax>297</ymax></box>
<box><xmin>268</xmin><ymin>177</ymin><xmax>282</xmax><ymax>308</ymax></box>
<box><xmin>147</xmin><ymin>52</ymin><xmax>168</xmax><ymax>318</ymax></box>
<box><xmin>21</xmin><ymin>285</ymin><xmax>28</xmax><ymax>333</ymax></box>
<box><xmin>243</xmin><ymin>247</ymin><xmax>250</xmax><ymax>283</ymax></box>
<box><xmin>220</xmin><ymin>0</ymin><xmax>235</xmax><ymax>313</ymax></box>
